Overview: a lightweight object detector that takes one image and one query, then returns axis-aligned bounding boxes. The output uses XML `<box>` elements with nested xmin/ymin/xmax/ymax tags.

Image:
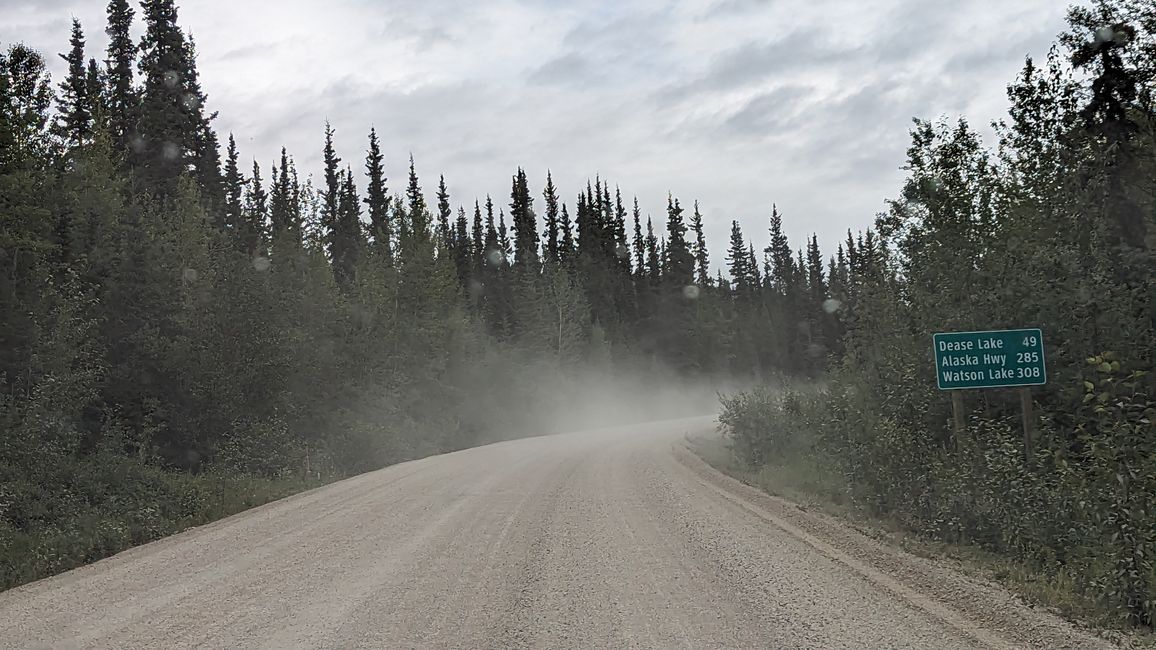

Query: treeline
<box><xmin>723</xmin><ymin>0</ymin><xmax>1155</xmax><ymax>628</ymax></box>
<box><xmin>0</xmin><ymin>1</ymin><xmax>836</xmax><ymax>587</ymax></box>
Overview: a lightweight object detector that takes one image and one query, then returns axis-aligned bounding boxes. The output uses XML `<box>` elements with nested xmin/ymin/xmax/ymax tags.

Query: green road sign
<box><xmin>933</xmin><ymin>328</ymin><xmax>1046</xmax><ymax>390</ymax></box>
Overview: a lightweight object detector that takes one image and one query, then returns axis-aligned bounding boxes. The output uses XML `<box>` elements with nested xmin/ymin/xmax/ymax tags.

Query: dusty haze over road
<box><xmin>0</xmin><ymin>417</ymin><xmax>1117</xmax><ymax>649</ymax></box>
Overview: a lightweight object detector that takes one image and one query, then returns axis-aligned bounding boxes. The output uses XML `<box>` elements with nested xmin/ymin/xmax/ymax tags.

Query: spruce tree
<box><xmin>483</xmin><ymin>195</ymin><xmax>499</xmax><ymax>264</ymax></box>
<box><xmin>222</xmin><ymin>133</ymin><xmax>243</xmax><ymax>236</ymax></box>
<box><xmin>575</xmin><ymin>186</ymin><xmax>594</xmax><ymax>258</ymax></box>
<box><xmin>509</xmin><ymin>167</ymin><xmax>538</xmax><ymax>270</ymax></box>
<box><xmin>135</xmin><ymin>0</ymin><xmax>212</xmax><ymax>195</ymax></box>
<box><xmin>436</xmin><ymin>174</ymin><xmax>452</xmax><ymax>251</ymax></box>
<box><xmin>56</xmin><ymin>19</ymin><xmax>92</xmax><ymax>147</ymax></box>
<box><xmin>392</xmin><ymin>190</ymin><xmax>409</xmax><ymax>249</ymax></box>
<box><xmin>766</xmin><ymin>205</ymin><xmax>794</xmax><ymax>293</ymax></box>
<box><xmin>691</xmin><ymin>200</ymin><xmax>710</xmax><ymax>286</ymax></box>
<box><xmin>320</xmin><ymin>122</ymin><xmax>341</xmax><ymax>263</ymax></box>
<box><xmin>269</xmin><ymin>148</ymin><xmax>301</xmax><ymax>256</ymax></box>
<box><xmin>644</xmin><ymin>217</ymin><xmax>660</xmax><ymax>281</ymax></box>
<box><xmin>332</xmin><ymin>167</ymin><xmax>362</xmax><ymax>285</ymax></box>
<box><xmin>498</xmin><ymin>208</ymin><xmax>512</xmax><ymax>263</ymax></box>
<box><xmin>663</xmin><ymin>194</ymin><xmax>694</xmax><ymax>289</ymax></box>
<box><xmin>613</xmin><ymin>186</ymin><xmax>630</xmax><ymax>271</ymax></box>
<box><xmin>453</xmin><ymin>206</ymin><xmax>470</xmax><ymax>284</ymax></box>
<box><xmin>363</xmin><ymin>127</ymin><xmax>391</xmax><ymax>262</ymax></box>
<box><xmin>405</xmin><ymin>155</ymin><xmax>428</xmax><ymax>244</ymax></box>
<box><xmin>748</xmin><ymin>244</ymin><xmax>762</xmax><ymax>288</ymax></box>
<box><xmin>182</xmin><ymin>37</ymin><xmax>223</xmax><ymax>210</ymax></box>
<box><xmin>631</xmin><ymin>198</ymin><xmax>644</xmax><ymax>276</ymax></box>
<box><xmin>844</xmin><ymin>231</ymin><xmax>858</xmax><ymax>278</ymax></box>
<box><xmin>542</xmin><ymin>171</ymin><xmax>560</xmax><ymax>265</ymax></box>
<box><xmin>84</xmin><ymin>58</ymin><xmax>105</xmax><ymax>128</ymax></box>
<box><xmin>806</xmin><ymin>233</ymin><xmax>825</xmax><ymax>302</ymax></box>
<box><xmin>471</xmin><ymin>199</ymin><xmax>484</xmax><ymax>267</ymax></box>
<box><xmin>104</xmin><ymin>0</ymin><xmax>135</xmax><ymax>150</ymax></box>
<box><xmin>242</xmin><ymin>160</ymin><xmax>267</xmax><ymax>257</ymax></box>
<box><xmin>726</xmin><ymin>221</ymin><xmax>751</xmax><ymax>294</ymax></box>
<box><xmin>1068</xmin><ymin>18</ymin><xmax>1147</xmax><ymax>249</ymax></box>
<box><xmin>559</xmin><ymin>203</ymin><xmax>574</xmax><ymax>262</ymax></box>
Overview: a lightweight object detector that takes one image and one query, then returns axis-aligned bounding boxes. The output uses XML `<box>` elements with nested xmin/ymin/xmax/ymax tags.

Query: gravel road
<box><xmin>0</xmin><ymin>416</ymin><xmax>1121</xmax><ymax>649</ymax></box>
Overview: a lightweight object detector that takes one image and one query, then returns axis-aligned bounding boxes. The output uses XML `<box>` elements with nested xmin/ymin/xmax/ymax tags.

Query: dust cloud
<box><xmin>452</xmin><ymin>350</ymin><xmax>754</xmax><ymax>447</ymax></box>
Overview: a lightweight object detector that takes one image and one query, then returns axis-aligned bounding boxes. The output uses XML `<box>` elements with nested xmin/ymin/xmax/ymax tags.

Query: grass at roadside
<box><xmin>0</xmin><ymin>454</ymin><xmax>322</xmax><ymax>592</ymax></box>
<box><xmin>685</xmin><ymin>432</ymin><xmax>1154</xmax><ymax>647</ymax></box>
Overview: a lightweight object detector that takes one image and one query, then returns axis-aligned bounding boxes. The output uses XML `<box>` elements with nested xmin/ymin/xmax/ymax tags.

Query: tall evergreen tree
<box><xmin>1067</xmin><ymin>15</ymin><xmax>1147</xmax><ymax>249</ymax></box>
<box><xmin>182</xmin><ymin>37</ymin><xmax>223</xmax><ymax>210</ymax></box>
<box><xmin>320</xmin><ymin>122</ymin><xmax>341</xmax><ymax>264</ymax></box>
<box><xmin>559</xmin><ymin>203</ymin><xmax>574</xmax><ymax>262</ymax></box>
<box><xmin>509</xmin><ymin>167</ymin><xmax>538</xmax><ymax>270</ymax></box>
<box><xmin>405</xmin><ymin>155</ymin><xmax>428</xmax><ymax>245</ymax></box>
<box><xmin>766</xmin><ymin>205</ymin><xmax>794</xmax><ymax>293</ymax></box>
<box><xmin>269</xmin><ymin>148</ymin><xmax>301</xmax><ymax>256</ymax></box>
<box><xmin>453</xmin><ymin>205</ymin><xmax>470</xmax><ymax>284</ymax></box>
<box><xmin>644</xmin><ymin>217</ymin><xmax>660</xmax><ymax>281</ymax></box>
<box><xmin>436</xmin><ymin>174</ymin><xmax>452</xmax><ymax>251</ymax></box>
<box><xmin>332</xmin><ymin>167</ymin><xmax>362</xmax><ymax>285</ymax></box>
<box><xmin>542</xmin><ymin>171</ymin><xmax>560</xmax><ymax>265</ymax></box>
<box><xmin>575</xmin><ymin>185</ymin><xmax>595</xmax><ymax>258</ymax></box>
<box><xmin>241</xmin><ymin>160</ymin><xmax>267</xmax><ymax>257</ymax></box>
<box><xmin>363</xmin><ymin>127</ymin><xmax>391</xmax><ymax>262</ymax></box>
<box><xmin>104</xmin><ymin>0</ymin><xmax>135</xmax><ymax>150</ymax></box>
<box><xmin>135</xmin><ymin>0</ymin><xmax>213</xmax><ymax>195</ymax></box>
<box><xmin>631</xmin><ymin>198</ymin><xmax>645</xmax><ymax>276</ymax></box>
<box><xmin>748</xmin><ymin>244</ymin><xmax>762</xmax><ymax>288</ymax></box>
<box><xmin>613</xmin><ymin>186</ymin><xmax>630</xmax><ymax>271</ymax></box>
<box><xmin>663</xmin><ymin>194</ymin><xmax>694</xmax><ymax>289</ymax></box>
<box><xmin>690</xmin><ymin>200</ymin><xmax>710</xmax><ymax>286</ymax></box>
<box><xmin>84</xmin><ymin>58</ymin><xmax>104</xmax><ymax>126</ymax></box>
<box><xmin>471</xmin><ymin>199</ymin><xmax>484</xmax><ymax>267</ymax></box>
<box><xmin>498</xmin><ymin>209</ymin><xmax>511</xmax><ymax>262</ymax></box>
<box><xmin>483</xmin><ymin>195</ymin><xmax>499</xmax><ymax>264</ymax></box>
<box><xmin>726</xmin><ymin>221</ymin><xmax>752</xmax><ymax>294</ymax></box>
<box><xmin>806</xmin><ymin>234</ymin><xmax>825</xmax><ymax>301</ymax></box>
<box><xmin>56</xmin><ymin>19</ymin><xmax>92</xmax><ymax>147</ymax></box>
<box><xmin>222</xmin><ymin>133</ymin><xmax>243</xmax><ymax>236</ymax></box>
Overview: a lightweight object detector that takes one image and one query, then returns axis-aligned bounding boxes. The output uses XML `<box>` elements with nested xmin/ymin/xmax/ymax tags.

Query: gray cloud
<box><xmin>719</xmin><ymin>84</ymin><xmax>816</xmax><ymax>136</ymax></box>
<box><xmin>220</xmin><ymin>41</ymin><xmax>285</xmax><ymax>62</ymax></box>
<box><xmin>655</xmin><ymin>34</ymin><xmax>861</xmax><ymax>105</ymax></box>
<box><xmin>527</xmin><ymin>52</ymin><xmax>593</xmax><ymax>86</ymax></box>
<box><xmin>700</xmin><ymin>0</ymin><xmax>777</xmax><ymax>19</ymax></box>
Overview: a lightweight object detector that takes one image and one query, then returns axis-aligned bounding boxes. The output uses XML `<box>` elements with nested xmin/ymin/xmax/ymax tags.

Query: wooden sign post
<box><xmin>1019</xmin><ymin>387</ymin><xmax>1034</xmax><ymax>465</ymax></box>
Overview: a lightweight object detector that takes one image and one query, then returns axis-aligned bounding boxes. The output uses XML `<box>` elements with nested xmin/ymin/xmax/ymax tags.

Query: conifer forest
<box><xmin>1</xmin><ymin>0</ymin><xmax>1154</xmax><ymax>630</ymax></box>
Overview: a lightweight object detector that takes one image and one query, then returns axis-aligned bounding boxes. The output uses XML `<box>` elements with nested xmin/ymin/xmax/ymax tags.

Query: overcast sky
<box><xmin>3</xmin><ymin>0</ymin><xmax>1075</xmax><ymax>266</ymax></box>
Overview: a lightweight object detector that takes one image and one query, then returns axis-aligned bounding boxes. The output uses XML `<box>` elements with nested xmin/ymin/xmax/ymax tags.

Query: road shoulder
<box><xmin>677</xmin><ymin>431</ymin><xmax>1140</xmax><ymax>650</ymax></box>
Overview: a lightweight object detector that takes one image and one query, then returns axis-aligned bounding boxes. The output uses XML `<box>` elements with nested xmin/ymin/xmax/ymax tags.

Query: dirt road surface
<box><xmin>0</xmin><ymin>416</ymin><xmax>1120</xmax><ymax>649</ymax></box>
